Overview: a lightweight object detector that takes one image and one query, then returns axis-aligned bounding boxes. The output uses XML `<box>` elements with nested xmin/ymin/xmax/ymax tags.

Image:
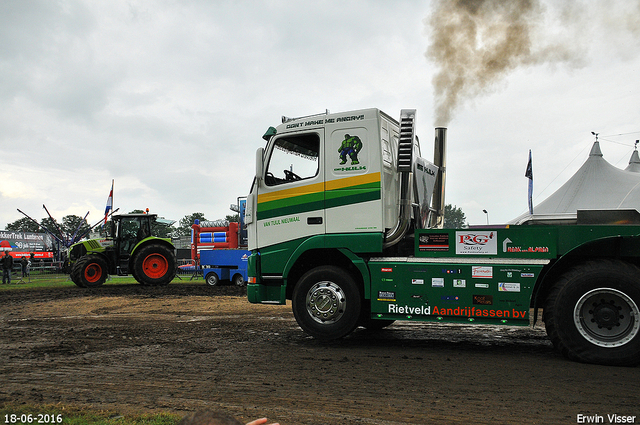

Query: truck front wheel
<box><xmin>206</xmin><ymin>272</ymin><xmax>219</xmax><ymax>286</ymax></box>
<box><xmin>544</xmin><ymin>260</ymin><xmax>640</xmax><ymax>366</ymax></box>
<box><xmin>292</xmin><ymin>266</ymin><xmax>361</xmax><ymax>341</ymax></box>
<box><xmin>133</xmin><ymin>243</ymin><xmax>176</xmax><ymax>286</ymax></box>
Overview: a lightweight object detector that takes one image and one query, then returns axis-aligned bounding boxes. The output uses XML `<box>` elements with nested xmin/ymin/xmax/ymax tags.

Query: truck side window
<box><xmin>265</xmin><ymin>133</ymin><xmax>320</xmax><ymax>186</ymax></box>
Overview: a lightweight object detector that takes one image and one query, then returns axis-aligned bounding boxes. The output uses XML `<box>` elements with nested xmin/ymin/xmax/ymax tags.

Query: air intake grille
<box><xmin>397</xmin><ymin>109</ymin><xmax>416</xmax><ymax>172</ymax></box>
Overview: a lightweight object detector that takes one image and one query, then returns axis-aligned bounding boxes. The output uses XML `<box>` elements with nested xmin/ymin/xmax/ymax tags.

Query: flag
<box><xmin>525</xmin><ymin>150</ymin><xmax>533</xmax><ymax>214</ymax></box>
<box><xmin>103</xmin><ymin>180</ymin><xmax>113</xmax><ymax>226</ymax></box>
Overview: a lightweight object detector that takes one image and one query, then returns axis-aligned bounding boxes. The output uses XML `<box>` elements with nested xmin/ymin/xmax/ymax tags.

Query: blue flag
<box><xmin>525</xmin><ymin>150</ymin><xmax>533</xmax><ymax>214</ymax></box>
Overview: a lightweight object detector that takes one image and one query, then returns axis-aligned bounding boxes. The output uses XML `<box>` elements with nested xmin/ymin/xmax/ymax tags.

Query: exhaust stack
<box><xmin>429</xmin><ymin>127</ymin><xmax>447</xmax><ymax>229</ymax></box>
<box><xmin>384</xmin><ymin>110</ymin><xmax>416</xmax><ymax>248</ymax></box>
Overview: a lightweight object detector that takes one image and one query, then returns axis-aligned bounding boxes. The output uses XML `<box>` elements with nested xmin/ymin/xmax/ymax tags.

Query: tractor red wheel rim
<box><xmin>142</xmin><ymin>253</ymin><xmax>169</xmax><ymax>279</ymax></box>
<box><xmin>84</xmin><ymin>263</ymin><xmax>102</xmax><ymax>283</ymax></box>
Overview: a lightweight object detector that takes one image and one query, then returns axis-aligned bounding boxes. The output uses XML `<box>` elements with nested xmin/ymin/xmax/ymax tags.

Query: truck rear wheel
<box><xmin>132</xmin><ymin>243</ymin><xmax>176</xmax><ymax>286</ymax></box>
<box><xmin>292</xmin><ymin>265</ymin><xmax>361</xmax><ymax>341</ymax></box>
<box><xmin>232</xmin><ymin>273</ymin><xmax>245</xmax><ymax>287</ymax></box>
<box><xmin>71</xmin><ymin>255</ymin><xmax>108</xmax><ymax>288</ymax></box>
<box><xmin>544</xmin><ymin>260</ymin><xmax>640</xmax><ymax>366</ymax></box>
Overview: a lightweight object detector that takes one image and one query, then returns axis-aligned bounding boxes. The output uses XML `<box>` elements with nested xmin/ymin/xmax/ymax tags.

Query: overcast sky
<box><xmin>1</xmin><ymin>0</ymin><xmax>639</xmax><ymax>231</ymax></box>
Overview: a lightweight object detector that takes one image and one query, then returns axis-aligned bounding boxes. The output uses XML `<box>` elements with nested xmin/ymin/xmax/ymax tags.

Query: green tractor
<box><xmin>67</xmin><ymin>213</ymin><xmax>177</xmax><ymax>287</ymax></box>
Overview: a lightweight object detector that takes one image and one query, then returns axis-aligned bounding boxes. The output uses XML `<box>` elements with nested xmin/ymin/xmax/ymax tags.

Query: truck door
<box><xmin>324</xmin><ymin>122</ymin><xmax>383</xmax><ymax>234</ymax></box>
<box><xmin>255</xmin><ymin>129</ymin><xmax>325</xmax><ymax>249</ymax></box>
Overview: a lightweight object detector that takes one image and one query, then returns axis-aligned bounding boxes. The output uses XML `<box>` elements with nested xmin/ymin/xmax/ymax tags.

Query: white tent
<box><xmin>512</xmin><ymin>142</ymin><xmax>640</xmax><ymax>223</ymax></box>
<box><xmin>625</xmin><ymin>149</ymin><xmax>640</xmax><ymax>172</ymax></box>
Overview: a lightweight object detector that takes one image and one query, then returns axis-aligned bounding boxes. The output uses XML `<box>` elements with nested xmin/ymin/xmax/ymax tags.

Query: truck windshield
<box><xmin>265</xmin><ymin>133</ymin><xmax>319</xmax><ymax>186</ymax></box>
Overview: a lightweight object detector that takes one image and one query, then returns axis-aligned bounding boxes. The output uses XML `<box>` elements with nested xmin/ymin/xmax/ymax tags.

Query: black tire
<box><xmin>132</xmin><ymin>243</ymin><xmax>176</xmax><ymax>286</ymax></box>
<box><xmin>544</xmin><ymin>260</ymin><xmax>640</xmax><ymax>366</ymax></box>
<box><xmin>130</xmin><ymin>265</ymin><xmax>143</xmax><ymax>285</ymax></box>
<box><xmin>71</xmin><ymin>255</ymin><xmax>108</xmax><ymax>288</ymax></box>
<box><xmin>232</xmin><ymin>273</ymin><xmax>245</xmax><ymax>287</ymax></box>
<box><xmin>206</xmin><ymin>272</ymin><xmax>219</xmax><ymax>286</ymax></box>
<box><xmin>292</xmin><ymin>265</ymin><xmax>361</xmax><ymax>340</ymax></box>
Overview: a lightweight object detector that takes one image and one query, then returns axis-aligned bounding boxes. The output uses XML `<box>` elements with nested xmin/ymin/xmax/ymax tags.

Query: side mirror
<box><xmin>255</xmin><ymin>147</ymin><xmax>265</xmax><ymax>182</ymax></box>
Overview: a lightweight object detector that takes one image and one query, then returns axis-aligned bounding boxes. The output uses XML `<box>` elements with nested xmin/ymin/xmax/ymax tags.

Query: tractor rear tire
<box><xmin>71</xmin><ymin>255</ymin><xmax>108</xmax><ymax>288</ymax></box>
<box><xmin>544</xmin><ymin>259</ymin><xmax>640</xmax><ymax>366</ymax></box>
<box><xmin>132</xmin><ymin>243</ymin><xmax>176</xmax><ymax>286</ymax></box>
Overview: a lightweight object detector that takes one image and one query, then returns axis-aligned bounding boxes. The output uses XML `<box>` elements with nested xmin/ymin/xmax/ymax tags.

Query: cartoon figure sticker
<box><xmin>338</xmin><ymin>134</ymin><xmax>363</xmax><ymax>165</ymax></box>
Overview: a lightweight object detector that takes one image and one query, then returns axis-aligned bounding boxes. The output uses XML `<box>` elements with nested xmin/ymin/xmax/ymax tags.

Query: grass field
<box><xmin>0</xmin><ymin>274</ymin><xmax>201</xmax><ymax>291</ymax></box>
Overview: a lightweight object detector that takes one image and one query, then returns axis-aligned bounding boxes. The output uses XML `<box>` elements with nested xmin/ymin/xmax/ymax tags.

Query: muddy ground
<box><xmin>1</xmin><ymin>282</ymin><xmax>638</xmax><ymax>425</ymax></box>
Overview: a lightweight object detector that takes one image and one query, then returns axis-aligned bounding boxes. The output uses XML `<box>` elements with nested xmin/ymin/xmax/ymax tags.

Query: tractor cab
<box><xmin>113</xmin><ymin>214</ymin><xmax>153</xmax><ymax>253</ymax></box>
<box><xmin>111</xmin><ymin>214</ymin><xmax>156</xmax><ymax>274</ymax></box>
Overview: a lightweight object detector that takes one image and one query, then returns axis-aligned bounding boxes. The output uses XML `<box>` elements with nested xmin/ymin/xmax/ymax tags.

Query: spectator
<box><xmin>2</xmin><ymin>251</ymin><xmax>14</xmax><ymax>284</ymax></box>
<box><xmin>21</xmin><ymin>256</ymin><xmax>28</xmax><ymax>277</ymax></box>
<box><xmin>177</xmin><ymin>411</ymin><xmax>279</xmax><ymax>425</ymax></box>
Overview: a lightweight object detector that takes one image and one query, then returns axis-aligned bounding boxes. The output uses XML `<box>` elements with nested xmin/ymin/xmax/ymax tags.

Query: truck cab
<box><xmin>246</xmin><ymin>109</ymin><xmax>438</xmax><ymax>301</ymax></box>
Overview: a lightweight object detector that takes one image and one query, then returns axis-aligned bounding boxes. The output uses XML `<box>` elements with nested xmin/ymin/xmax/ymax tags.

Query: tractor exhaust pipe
<box><xmin>429</xmin><ymin>127</ymin><xmax>447</xmax><ymax>229</ymax></box>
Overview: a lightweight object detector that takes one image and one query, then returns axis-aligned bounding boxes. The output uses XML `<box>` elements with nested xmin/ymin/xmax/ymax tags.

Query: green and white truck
<box><xmin>245</xmin><ymin>108</ymin><xmax>640</xmax><ymax>366</ymax></box>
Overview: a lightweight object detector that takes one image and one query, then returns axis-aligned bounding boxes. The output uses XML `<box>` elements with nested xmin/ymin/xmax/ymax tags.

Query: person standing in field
<box><xmin>2</xmin><ymin>251</ymin><xmax>14</xmax><ymax>284</ymax></box>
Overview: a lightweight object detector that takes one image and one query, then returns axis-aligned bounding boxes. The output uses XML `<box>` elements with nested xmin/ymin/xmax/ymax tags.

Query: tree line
<box><xmin>4</xmin><ymin>206</ymin><xmax>464</xmax><ymax>242</ymax></box>
<box><xmin>4</xmin><ymin>211</ymin><xmax>241</xmax><ymax>240</ymax></box>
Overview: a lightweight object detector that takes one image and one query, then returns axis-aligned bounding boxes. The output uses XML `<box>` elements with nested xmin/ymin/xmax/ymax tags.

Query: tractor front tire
<box><xmin>544</xmin><ymin>260</ymin><xmax>640</xmax><ymax>366</ymax></box>
<box><xmin>132</xmin><ymin>243</ymin><xmax>176</xmax><ymax>286</ymax></box>
<box><xmin>292</xmin><ymin>265</ymin><xmax>362</xmax><ymax>341</ymax></box>
<box><xmin>71</xmin><ymin>255</ymin><xmax>108</xmax><ymax>288</ymax></box>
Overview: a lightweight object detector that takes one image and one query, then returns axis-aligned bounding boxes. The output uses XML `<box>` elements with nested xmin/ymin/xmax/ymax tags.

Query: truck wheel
<box><xmin>71</xmin><ymin>255</ymin><xmax>108</xmax><ymax>288</ymax></box>
<box><xmin>292</xmin><ymin>265</ymin><xmax>361</xmax><ymax>340</ymax></box>
<box><xmin>133</xmin><ymin>243</ymin><xmax>176</xmax><ymax>286</ymax></box>
<box><xmin>206</xmin><ymin>272</ymin><xmax>219</xmax><ymax>286</ymax></box>
<box><xmin>544</xmin><ymin>260</ymin><xmax>640</xmax><ymax>366</ymax></box>
<box><xmin>232</xmin><ymin>273</ymin><xmax>245</xmax><ymax>287</ymax></box>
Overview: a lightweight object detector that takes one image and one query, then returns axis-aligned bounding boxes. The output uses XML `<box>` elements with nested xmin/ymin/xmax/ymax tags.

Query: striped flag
<box><xmin>525</xmin><ymin>150</ymin><xmax>533</xmax><ymax>214</ymax></box>
<box><xmin>103</xmin><ymin>180</ymin><xmax>113</xmax><ymax>226</ymax></box>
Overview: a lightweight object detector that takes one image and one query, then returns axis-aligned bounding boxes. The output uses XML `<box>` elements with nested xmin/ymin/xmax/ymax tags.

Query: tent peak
<box><xmin>589</xmin><ymin>141</ymin><xmax>603</xmax><ymax>157</ymax></box>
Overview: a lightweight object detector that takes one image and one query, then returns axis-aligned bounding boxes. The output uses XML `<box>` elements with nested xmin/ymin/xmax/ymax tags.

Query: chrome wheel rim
<box><xmin>306</xmin><ymin>281</ymin><xmax>346</xmax><ymax>324</ymax></box>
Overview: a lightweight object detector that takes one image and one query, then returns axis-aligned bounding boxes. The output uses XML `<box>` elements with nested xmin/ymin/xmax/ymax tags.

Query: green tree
<box><xmin>176</xmin><ymin>212</ymin><xmax>207</xmax><ymax>236</ymax></box>
<box><xmin>62</xmin><ymin>215</ymin><xmax>91</xmax><ymax>241</ymax></box>
<box><xmin>5</xmin><ymin>217</ymin><xmax>40</xmax><ymax>232</ymax></box>
<box><xmin>225</xmin><ymin>214</ymin><xmax>239</xmax><ymax>223</ymax></box>
<box><xmin>444</xmin><ymin>204</ymin><xmax>467</xmax><ymax>229</ymax></box>
<box><xmin>40</xmin><ymin>217</ymin><xmax>62</xmax><ymax>238</ymax></box>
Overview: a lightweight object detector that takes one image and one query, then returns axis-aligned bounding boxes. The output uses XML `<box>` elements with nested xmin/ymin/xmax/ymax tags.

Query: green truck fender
<box><xmin>282</xmin><ymin>234</ymin><xmax>377</xmax><ymax>300</ymax></box>
<box><xmin>531</xmin><ymin>233</ymin><xmax>640</xmax><ymax>313</ymax></box>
